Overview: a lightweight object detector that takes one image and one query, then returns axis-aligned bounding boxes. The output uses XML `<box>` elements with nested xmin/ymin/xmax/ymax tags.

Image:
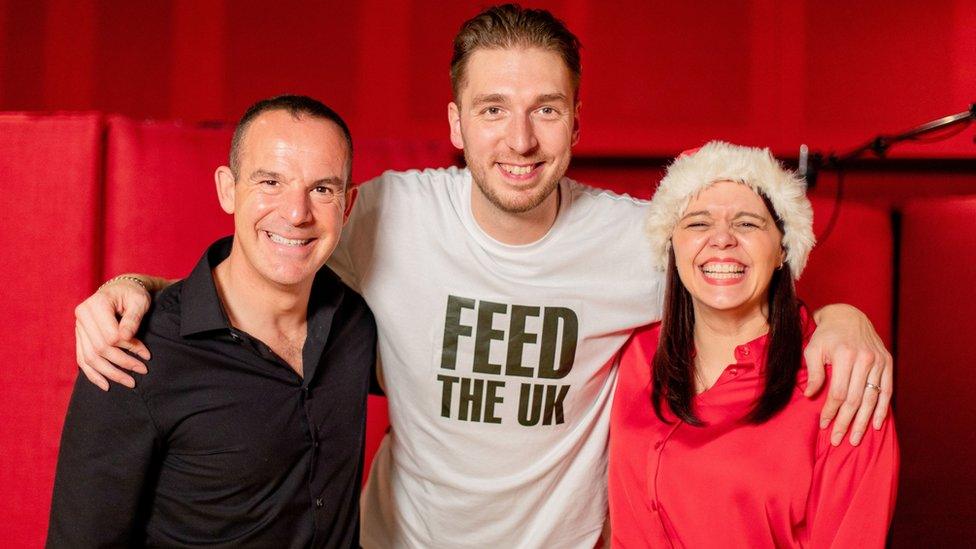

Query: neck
<box><xmin>213</xmin><ymin>247</ymin><xmax>311</xmax><ymax>337</ymax></box>
<box><xmin>692</xmin><ymin>304</ymin><xmax>768</xmax><ymax>384</ymax></box>
<box><xmin>471</xmin><ymin>184</ymin><xmax>560</xmax><ymax>245</ymax></box>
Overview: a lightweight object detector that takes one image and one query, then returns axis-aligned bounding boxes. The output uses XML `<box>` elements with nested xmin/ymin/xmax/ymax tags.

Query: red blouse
<box><xmin>608</xmin><ymin>322</ymin><xmax>898</xmax><ymax>548</ymax></box>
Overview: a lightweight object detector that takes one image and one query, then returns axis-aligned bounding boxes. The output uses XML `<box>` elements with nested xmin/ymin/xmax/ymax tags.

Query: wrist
<box><xmin>813</xmin><ymin>303</ymin><xmax>863</xmax><ymax>326</ymax></box>
<box><xmin>101</xmin><ymin>274</ymin><xmax>149</xmax><ymax>293</ymax></box>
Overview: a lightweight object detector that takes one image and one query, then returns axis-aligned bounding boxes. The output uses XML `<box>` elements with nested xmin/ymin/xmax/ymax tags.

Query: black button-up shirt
<box><xmin>48</xmin><ymin>237</ymin><xmax>376</xmax><ymax>548</ymax></box>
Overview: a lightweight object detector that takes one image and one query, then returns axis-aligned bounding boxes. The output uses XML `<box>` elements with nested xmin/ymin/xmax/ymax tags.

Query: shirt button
<box><xmin>738</xmin><ymin>345</ymin><xmax>750</xmax><ymax>357</ymax></box>
<box><xmin>315</xmin><ymin>498</ymin><xmax>324</xmax><ymax>508</ymax></box>
<box><xmin>653</xmin><ymin>441</ymin><xmax>662</xmax><ymax>450</ymax></box>
<box><xmin>729</xmin><ymin>368</ymin><xmax>738</xmax><ymax>375</ymax></box>
<box><xmin>230</xmin><ymin>332</ymin><xmax>242</xmax><ymax>342</ymax></box>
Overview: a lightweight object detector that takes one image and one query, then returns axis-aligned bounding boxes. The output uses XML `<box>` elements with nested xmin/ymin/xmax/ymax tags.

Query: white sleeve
<box><xmin>328</xmin><ymin>175</ymin><xmax>385</xmax><ymax>293</ymax></box>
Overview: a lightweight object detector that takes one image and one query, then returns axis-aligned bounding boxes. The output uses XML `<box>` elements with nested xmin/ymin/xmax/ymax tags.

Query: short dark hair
<box><xmin>651</xmin><ymin>193</ymin><xmax>804</xmax><ymax>426</ymax></box>
<box><xmin>450</xmin><ymin>4</ymin><xmax>582</xmax><ymax>102</ymax></box>
<box><xmin>229</xmin><ymin>94</ymin><xmax>353</xmax><ymax>183</ymax></box>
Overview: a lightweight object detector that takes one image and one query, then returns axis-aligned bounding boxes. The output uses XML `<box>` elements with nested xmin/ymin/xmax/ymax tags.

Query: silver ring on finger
<box><xmin>865</xmin><ymin>382</ymin><xmax>881</xmax><ymax>392</ymax></box>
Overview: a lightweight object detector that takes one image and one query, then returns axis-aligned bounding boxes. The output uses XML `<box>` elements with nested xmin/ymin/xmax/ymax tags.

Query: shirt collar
<box><xmin>179</xmin><ymin>236</ymin><xmax>346</xmax><ymax>345</ymax></box>
<box><xmin>734</xmin><ymin>304</ymin><xmax>815</xmax><ymax>372</ymax></box>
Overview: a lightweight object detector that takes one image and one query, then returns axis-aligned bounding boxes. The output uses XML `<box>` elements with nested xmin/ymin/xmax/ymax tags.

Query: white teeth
<box><xmin>702</xmin><ymin>272</ymin><xmax>743</xmax><ymax>280</ymax></box>
<box><xmin>267</xmin><ymin>232</ymin><xmax>310</xmax><ymax>247</ymax></box>
<box><xmin>500</xmin><ymin>164</ymin><xmax>534</xmax><ymax>175</ymax></box>
<box><xmin>701</xmin><ymin>263</ymin><xmax>746</xmax><ymax>275</ymax></box>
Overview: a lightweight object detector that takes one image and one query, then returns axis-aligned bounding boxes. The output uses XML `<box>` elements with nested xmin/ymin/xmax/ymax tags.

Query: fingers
<box><xmin>803</xmin><ymin>344</ymin><xmax>826</xmax><ymax>397</ymax></box>
<box><xmin>76</xmin><ymin>324</ymin><xmax>109</xmax><ymax>391</ymax></box>
<box><xmin>77</xmin><ymin>324</ymin><xmax>136</xmax><ymax>389</ymax></box>
<box><xmin>117</xmin><ymin>338</ymin><xmax>151</xmax><ymax>364</ymax></box>
<box><xmin>818</xmin><ymin>346</ymin><xmax>852</xmax><ymax>429</ymax></box>
<box><xmin>76</xmin><ymin>323</ymin><xmax>137</xmax><ymax>389</ymax></box>
<box><xmin>74</xmin><ymin>281</ymin><xmax>150</xmax><ymax>389</ymax></box>
<box><xmin>829</xmin><ymin>349</ymin><xmax>874</xmax><ymax>446</ymax></box>
<box><xmin>102</xmin><ymin>345</ymin><xmax>148</xmax><ymax>375</ymax></box>
<box><xmin>872</xmin><ymin>350</ymin><xmax>894</xmax><ymax>429</ymax></box>
<box><xmin>848</xmin><ymin>366</ymin><xmax>882</xmax><ymax>445</ymax></box>
<box><xmin>118</xmin><ymin>292</ymin><xmax>151</xmax><ymax>348</ymax></box>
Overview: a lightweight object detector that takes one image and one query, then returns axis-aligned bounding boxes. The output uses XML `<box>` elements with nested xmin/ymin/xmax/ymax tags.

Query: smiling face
<box><xmin>214</xmin><ymin>109</ymin><xmax>350</xmax><ymax>291</ymax></box>
<box><xmin>448</xmin><ymin>47</ymin><xmax>580</xmax><ymax>215</ymax></box>
<box><xmin>671</xmin><ymin>180</ymin><xmax>786</xmax><ymax>318</ymax></box>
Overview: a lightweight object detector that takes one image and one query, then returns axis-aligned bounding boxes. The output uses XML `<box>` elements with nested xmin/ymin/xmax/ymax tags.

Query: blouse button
<box><xmin>729</xmin><ymin>368</ymin><xmax>738</xmax><ymax>375</ymax></box>
<box><xmin>653</xmin><ymin>441</ymin><xmax>662</xmax><ymax>450</ymax></box>
<box><xmin>738</xmin><ymin>345</ymin><xmax>750</xmax><ymax>357</ymax></box>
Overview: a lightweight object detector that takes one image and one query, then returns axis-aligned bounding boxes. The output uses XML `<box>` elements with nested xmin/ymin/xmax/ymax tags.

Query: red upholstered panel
<box><xmin>798</xmin><ymin>197</ymin><xmax>894</xmax><ymax>346</ymax></box>
<box><xmin>891</xmin><ymin>196</ymin><xmax>976</xmax><ymax>546</ymax></box>
<box><xmin>0</xmin><ymin>113</ymin><xmax>103</xmax><ymax>547</ymax></box>
<box><xmin>353</xmin><ymin>138</ymin><xmax>458</xmax><ymax>183</ymax></box>
<box><xmin>103</xmin><ymin>116</ymin><xmax>236</xmax><ymax>278</ymax></box>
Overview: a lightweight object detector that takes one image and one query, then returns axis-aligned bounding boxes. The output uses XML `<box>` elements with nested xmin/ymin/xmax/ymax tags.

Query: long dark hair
<box><xmin>651</xmin><ymin>195</ymin><xmax>804</xmax><ymax>426</ymax></box>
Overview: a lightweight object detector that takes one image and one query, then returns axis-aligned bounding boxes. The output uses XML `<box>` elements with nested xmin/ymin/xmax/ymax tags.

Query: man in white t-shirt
<box><xmin>74</xmin><ymin>5</ymin><xmax>893</xmax><ymax>548</ymax></box>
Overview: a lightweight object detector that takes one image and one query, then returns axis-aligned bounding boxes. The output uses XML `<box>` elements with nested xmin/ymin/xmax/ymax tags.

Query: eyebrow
<box><xmin>680</xmin><ymin>210</ymin><xmax>711</xmax><ymax>220</ymax></box>
<box><xmin>250</xmin><ymin>170</ymin><xmax>345</xmax><ymax>188</ymax></box>
<box><xmin>470</xmin><ymin>92</ymin><xmax>571</xmax><ymax>107</ymax></box>
<box><xmin>312</xmin><ymin>177</ymin><xmax>346</xmax><ymax>188</ymax></box>
<box><xmin>536</xmin><ymin>92</ymin><xmax>570</xmax><ymax>104</ymax></box>
<box><xmin>250</xmin><ymin>169</ymin><xmax>282</xmax><ymax>181</ymax></box>
<box><xmin>733</xmin><ymin>212</ymin><xmax>769</xmax><ymax>223</ymax></box>
<box><xmin>680</xmin><ymin>210</ymin><xmax>769</xmax><ymax>222</ymax></box>
<box><xmin>471</xmin><ymin>93</ymin><xmax>508</xmax><ymax>107</ymax></box>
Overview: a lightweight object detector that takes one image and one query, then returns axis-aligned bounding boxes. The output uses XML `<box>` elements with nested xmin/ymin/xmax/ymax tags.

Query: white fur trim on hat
<box><xmin>646</xmin><ymin>141</ymin><xmax>815</xmax><ymax>279</ymax></box>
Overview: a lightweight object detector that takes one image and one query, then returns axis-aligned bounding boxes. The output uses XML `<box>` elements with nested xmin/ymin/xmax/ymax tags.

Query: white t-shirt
<box><xmin>329</xmin><ymin>167</ymin><xmax>663</xmax><ymax>548</ymax></box>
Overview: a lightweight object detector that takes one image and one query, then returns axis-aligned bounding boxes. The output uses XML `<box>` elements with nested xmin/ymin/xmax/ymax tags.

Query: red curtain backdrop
<box><xmin>1</xmin><ymin>1</ymin><xmax>975</xmax><ymax>548</ymax></box>
<box><xmin>1</xmin><ymin>0</ymin><xmax>974</xmax><ymax>157</ymax></box>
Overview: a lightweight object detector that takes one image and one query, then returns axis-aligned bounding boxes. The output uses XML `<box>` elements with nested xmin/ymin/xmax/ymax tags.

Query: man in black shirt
<box><xmin>48</xmin><ymin>95</ymin><xmax>376</xmax><ymax>548</ymax></box>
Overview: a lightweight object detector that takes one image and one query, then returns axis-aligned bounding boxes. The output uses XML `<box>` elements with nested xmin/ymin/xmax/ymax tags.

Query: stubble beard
<box><xmin>466</xmin><ymin>154</ymin><xmax>566</xmax><ymax>215</ymax></box>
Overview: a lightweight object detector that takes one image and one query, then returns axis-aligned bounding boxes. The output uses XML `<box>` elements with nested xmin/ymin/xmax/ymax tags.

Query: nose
<box><xmin>709</xmin><ymin>224</ymin><xmax>737</xmax><ymax>249</ymax></box>
<box><xmin>505</xmin><ymin>113</ymin><xmax>539</xmax><ymax>155</ymax></box>
<box><xmin>279</xmin><ymin>186</ymin><xmax>313</xmax><ymax>226</ymax></box>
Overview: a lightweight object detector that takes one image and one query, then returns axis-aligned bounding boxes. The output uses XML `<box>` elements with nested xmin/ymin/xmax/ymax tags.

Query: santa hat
<box><xmin>646</xmin><ymin>140</ymin><xmax>815</xmax><ymax>279</ymax></box>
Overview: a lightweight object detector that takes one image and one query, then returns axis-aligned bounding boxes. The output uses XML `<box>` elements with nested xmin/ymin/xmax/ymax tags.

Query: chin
<box><xmin>260</xmin><ymin>264</ymin><xmax>317</xmax><ymax>287</ymax></box>
<box><xmin>481</xmin><ymin>179</ymin><xmax>557</xmax><ymax>214</ymax></box>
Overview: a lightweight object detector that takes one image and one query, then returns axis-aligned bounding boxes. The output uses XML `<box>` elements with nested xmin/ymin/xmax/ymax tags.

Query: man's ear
<box><xmin>571</xmin><ymin>100</ymin><xmax>582</xmax><ymax>147</ymax></box>
<box><xmin>214</xmin><ymin>166</ymin><xmax>236</xmax><ymax>214</ymax></box>
<box><xmin>448</xmin><ymin>101</ymin><xmax>464</xmax><ymax>151</ymax></box>
<box><xmin>343</xmin><ymin>185</ymin><xmax>358</xmax><ymax>226</ymax></box>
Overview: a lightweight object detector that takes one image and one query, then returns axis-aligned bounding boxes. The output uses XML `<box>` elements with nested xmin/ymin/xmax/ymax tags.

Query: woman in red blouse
<box><xmin>608</xmin><ymin>141</ymin><xmax>898</xmax><ymax>548</ymax></box>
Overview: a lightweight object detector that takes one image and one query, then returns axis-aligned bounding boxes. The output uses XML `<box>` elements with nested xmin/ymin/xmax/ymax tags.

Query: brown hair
<box><xmin>651</xmin><ymin>193</ymin><xmax>804</xmax><ymax>426</ymax></box>
<box><xmin>450</xmin><ymin>4</ymin><xmax>582</xmax><ymax>102</ymax></box>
